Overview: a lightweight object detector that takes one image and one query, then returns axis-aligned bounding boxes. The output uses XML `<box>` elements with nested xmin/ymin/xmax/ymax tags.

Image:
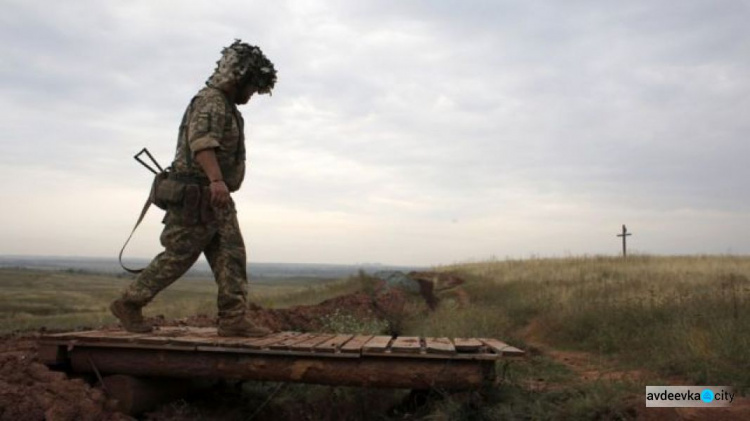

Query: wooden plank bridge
<box><xmin>40</xmin><ymin>327</ymin><xmax>524</xmax><ymax>390</ymax></box>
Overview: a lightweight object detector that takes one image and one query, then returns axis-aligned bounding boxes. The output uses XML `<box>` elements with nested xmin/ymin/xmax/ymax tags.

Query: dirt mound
<box><xmin>0</xmin><ymin>334</ymin><xmax>130</xmax><ymax>421</ymax></box>
<box><xmin>252</xmin><ymin>287</ymin><xmax>410</xmax><ymax>333</ymax></box>
<box><xmin>157</xmin><ymin>287</ymin><xmax>412</xmax><ymax>334</ymax></box>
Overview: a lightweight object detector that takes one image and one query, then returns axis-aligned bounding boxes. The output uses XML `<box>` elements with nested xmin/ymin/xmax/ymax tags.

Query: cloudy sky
<box><xmin>1</xmin><ymin>0</ymin><xmax>749</xmax><ymax>266</ymax></box>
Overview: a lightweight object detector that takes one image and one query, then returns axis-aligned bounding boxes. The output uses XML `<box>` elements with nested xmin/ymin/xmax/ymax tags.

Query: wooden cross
<box><xmin>617</xmin><ymin>224</ymin><xmax>632</xmax><ymax>257</ymax></box>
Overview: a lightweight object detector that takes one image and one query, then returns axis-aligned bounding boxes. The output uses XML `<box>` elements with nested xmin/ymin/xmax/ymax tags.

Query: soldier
<box><xmin>111</xmin><ymin>40</ymin><xmax>277</xmax><ymax>336</ymax></box>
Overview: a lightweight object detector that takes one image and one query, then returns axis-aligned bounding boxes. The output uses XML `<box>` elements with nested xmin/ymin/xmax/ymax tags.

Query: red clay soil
<box><xmin>154</xmin><ymin>276</ymin><xmax>418</xmax><ymax>334</ymax></box>
<box><xmin>0</xmin><ymin>333</ymin><xmax>132</xmax><ymax>421</ymax></box>
<box><xmin>153</xmin><ymin>288</ymin><xmax>411</xmax><ymax>333</ymax></box>
<box><xmin>250</xmin><ymin>287</ymin><xmax>411</xmax><ymax>332</ymax></box>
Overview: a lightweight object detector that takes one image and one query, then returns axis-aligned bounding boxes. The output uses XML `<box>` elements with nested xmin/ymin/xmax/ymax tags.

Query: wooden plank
<box><xmin>42</xmin><ymin>329</ymin><xmax>205</xmax><ymax>347</ymax></box>
<box><xmin>364</xmin><ymin>350</ymin><xmax>499</xmax><ymax>361</ymax></box>
<box><xmin>69</xmin><ymin>347</ymin><xmax>496</xmax><ymax>390</ymax></box>
<box><xmin>453</xmin><ymin>338</ymin><xmax>484</xmax><ymax>353</ymax></box>
<box><xmin>89</xmin><ymin>327</ymin><xmax>262</xmax><ymax>349</ymax></box>
<box><xmin>288</xmin><ymin>334</ymin><xmax>337</xmax><ymax>352</ymax></box>
<box><xmin>269</xmin><ymin>333</ymin><xmax>318</xmax><ymax>350</ymax></box>
<box><xmin>424</xmin><ymin>337</ymin><xmax>455</xmax><ymax>355</ymax></box>
<box><xmin>361</xmin><ymin>336</ymin><xmax>392</xmax><ymax>354</ymax></box>
<box><xmin>479</xmin><ymin>338</ymin><xmax>524</xmax><ymax>357</ymax></box>
<box><xmin>43</xmin><ymin>330</ymin><xmax>519</xmax><ymax>359</ymax></box>
<box><xmin>390</xmin><ymin>337</ymin><xmax>422</xmax><ymax>354</ymax></box>
<box><xmin>166</xmin><ymin>334</ymin><xmax>266</xmax><ymax>349</ymax></box>
<box><xmin>166</xmin><ymin>336</ymin><xmax>218</xmax><ymax>347</ymax></box>
<box><xmin>314</xmin><ymin>335</ymin><xmax>354</xmax><ymax>353</ymax></box>
<box><xmin>68</xmin><ymin>341</ymin><xmax>196</xmax><ymax>352</ymax></box>
<box><xmin>212</xmin><ymin>336</ymin><xmax>270</xmax><ymax>348</ymax></box>
<box><xmin>173</xmin><ymin>327</ymin><xmax>215</xmax><ymax>335</ymax></box>
<box><xmin>70</xmin><ymin>330</ymin><xmax>149</xmax><ymax>343</ymax></box>
<box><xmin>133</xmin><ymin>336</ymin><xmax>172</xmax><ymax>346</ymax></box>
<box><xmin>63</xmin><ymin>330</ymin><xmax>121</xmax><ymax>339</ymax></box>
<box><xmin>43</xmin><ymin>330</ymin><xmax>100</xmax><ymax>339</ymax></box>
<box><xmin>242</xmin><ymin>332</ymin><xmax>301</xmax><ymax>350</ymax></box>
<box><xmin>192</xmin><ymin>345</ymin><xmax>360</xmax><ymax>358</ymax></box>
<box><xmin>340</xmin><ymin>335</ymin><xmax>374</xmax><ymax>354</ymax></box>
<box><xmin>148</xmin><ymin>327</ymin><xmax>189</xmax><ymax>337</ymax></box>
<box><xmin>155</xmin><ymin>327</ymin><xmax>216</xmax><ymax>337</ymax></box>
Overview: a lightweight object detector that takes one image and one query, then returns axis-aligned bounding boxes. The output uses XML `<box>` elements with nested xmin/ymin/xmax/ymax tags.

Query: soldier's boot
<box><xmin>110</xmin><ymin>298</ymin><xmax>154</xmax><ymax>333</ymax></box>
<box><xmin>217</xmin><ymin>315</ymin><xmax>272</xmax><ymax>337</ymax></box>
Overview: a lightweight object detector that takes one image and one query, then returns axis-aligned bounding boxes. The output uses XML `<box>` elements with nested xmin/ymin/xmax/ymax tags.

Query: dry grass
<box><xmin>0</xmin><ymin>268</ymin><xmax>359</xmax><ymax>334</ymax></box>
<box><xmin>400</xmin><ymin>255</ymin><xmax>749</xmax><ymax>388</ymax></box>
<box><xmin>392</xmin><ymin>255</ymin><xmax>750</xmax><ymax>419</ymax></box>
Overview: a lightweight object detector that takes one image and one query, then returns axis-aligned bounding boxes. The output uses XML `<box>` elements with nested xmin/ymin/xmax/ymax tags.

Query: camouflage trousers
<box><xmin>119</xmin><ymin>202</ymin><xmax>248</xmax><ymax>319</ymax></box>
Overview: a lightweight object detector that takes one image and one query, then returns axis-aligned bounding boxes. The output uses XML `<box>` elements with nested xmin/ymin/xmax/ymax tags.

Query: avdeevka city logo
<box><xmin>645</xmin><ymin>386</ymin><xmax>734</xmax><ymax>407</ymax></box>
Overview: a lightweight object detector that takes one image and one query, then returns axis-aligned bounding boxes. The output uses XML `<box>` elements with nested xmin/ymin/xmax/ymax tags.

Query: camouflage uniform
<box><xmin>119</xmin><ymin>87</ymin><xmax>248</xmax><ymax>319</ymax></box>
<box><xmin>115</xmin><ymin>40</ymin><xmax>277</xmax><ymax>325</ymax></box>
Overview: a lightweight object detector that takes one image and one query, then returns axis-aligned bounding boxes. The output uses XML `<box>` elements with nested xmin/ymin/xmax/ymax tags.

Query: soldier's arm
<box><xmin>195</xmin><ymin>149</ymin><xmax>230</xmax><ymax>208</ymax></box>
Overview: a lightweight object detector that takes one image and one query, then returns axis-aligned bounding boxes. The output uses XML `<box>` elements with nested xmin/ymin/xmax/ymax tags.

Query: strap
<box><xmin>118</xmin><ymin>195</ymin><xmax>153</xmax><ymax>274</ymax></box>
<box><xmin>181</xmin><ymin>96</ymin><xmax>199</xmax><ymax>169</ymax></box>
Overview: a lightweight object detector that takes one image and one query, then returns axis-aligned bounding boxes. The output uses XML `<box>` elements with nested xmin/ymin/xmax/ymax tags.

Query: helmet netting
<box><xmin>206</xmin><ymin>39</ymin><xmax>277</xmax><ymax>94</ymax></box>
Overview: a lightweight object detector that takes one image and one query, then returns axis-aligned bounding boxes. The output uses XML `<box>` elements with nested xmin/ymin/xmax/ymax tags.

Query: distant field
<box><xmin>0</xmin><ymin>255</ymin><xmax>420</xmax><ymax>281</ymax></box>
<box><xmin>0</xmin><ymin>268</ymin><xmax>359</xmax><ymax>334</ymax></box>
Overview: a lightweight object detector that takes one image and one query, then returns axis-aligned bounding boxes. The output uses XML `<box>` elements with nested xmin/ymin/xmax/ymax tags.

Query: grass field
<box><xmin>2</xmin><ymin>255</ymin><xmax>748</xmax><ymax>419</ymax></box>
<box><xmin>398</xmin><ymin>254</ymin><xmax>750</xmax><ymax>419</ymax></box>
<box><xmin>445</xmin><ymin>255</ymin><xmax>750</xmax><ymax>386</ymax></box>
<box><xmin>0</xmin><ymin>268</ymin><xmax>358</xmax><ymax>334</ymax></box>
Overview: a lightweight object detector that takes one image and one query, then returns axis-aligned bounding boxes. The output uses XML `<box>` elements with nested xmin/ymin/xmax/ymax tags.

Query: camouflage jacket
<box><xmin>171</xmin><ymin>86</ymin><xmax>246</xmax><ymax>192</ymax></box>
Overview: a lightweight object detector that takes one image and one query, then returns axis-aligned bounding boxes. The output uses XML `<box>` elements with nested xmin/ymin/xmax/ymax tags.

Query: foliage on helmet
<box><xmin>206</xmin><ymin>39</ymin><xmax>277</xmax><ymax>94</ymax></box>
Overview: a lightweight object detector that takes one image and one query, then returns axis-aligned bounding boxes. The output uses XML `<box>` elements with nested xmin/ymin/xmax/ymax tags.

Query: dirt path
<box><xmin>518</xmin><ymin>318</ymin><xmax>750</xmax><ymax>420</ymax></box>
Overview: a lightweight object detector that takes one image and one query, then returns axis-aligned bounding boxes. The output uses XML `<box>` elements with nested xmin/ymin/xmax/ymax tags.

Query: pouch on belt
<box><xmin>182</xmin><ymin>184</ymin><xmax>201</xmax><ymax>225</ymax></box>
<box><xmin>151</xmin><ymin>176</ymin><xmax>186</xmax><ymax>210</ymax></box>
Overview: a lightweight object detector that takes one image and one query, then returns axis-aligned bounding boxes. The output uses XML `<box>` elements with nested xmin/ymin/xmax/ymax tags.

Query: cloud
<box><xmin>1</xmin><ymin>0</ymin><xmax>749</xmax><ymax>264</ymax></box>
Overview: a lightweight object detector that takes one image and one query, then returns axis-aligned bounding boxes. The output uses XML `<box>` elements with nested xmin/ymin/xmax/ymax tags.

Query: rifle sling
<box><xmin>118</xmin><ymin>194</ymin><xmax>153</xmax><ymax>274</ymax></box>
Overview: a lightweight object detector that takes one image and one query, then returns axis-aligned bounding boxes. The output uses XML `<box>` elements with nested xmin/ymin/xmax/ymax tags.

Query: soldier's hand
<box><xmin>210</xmin><ymin>180</ymin><xmax>230</xmax><ymax>208</ymax></box>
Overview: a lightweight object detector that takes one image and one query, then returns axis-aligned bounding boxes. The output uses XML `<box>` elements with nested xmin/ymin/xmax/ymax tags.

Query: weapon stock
<box><xmin>134</xmin><ymin>148</ymin><xmax>164</xmax><ymax>175</ymax></box>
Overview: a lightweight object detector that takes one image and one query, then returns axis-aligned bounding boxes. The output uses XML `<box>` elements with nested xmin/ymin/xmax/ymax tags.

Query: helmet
<box><xmin>206</xmin><ymin>39</ymin><xmax>277</xmax><ymax>94</ymax></box>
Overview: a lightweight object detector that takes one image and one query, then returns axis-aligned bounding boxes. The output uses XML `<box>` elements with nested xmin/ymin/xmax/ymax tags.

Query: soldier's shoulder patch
<box><xmin>195</xmin><ymin>112</ymin><xmax>211</xmax><ymax>133</ymax></box>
